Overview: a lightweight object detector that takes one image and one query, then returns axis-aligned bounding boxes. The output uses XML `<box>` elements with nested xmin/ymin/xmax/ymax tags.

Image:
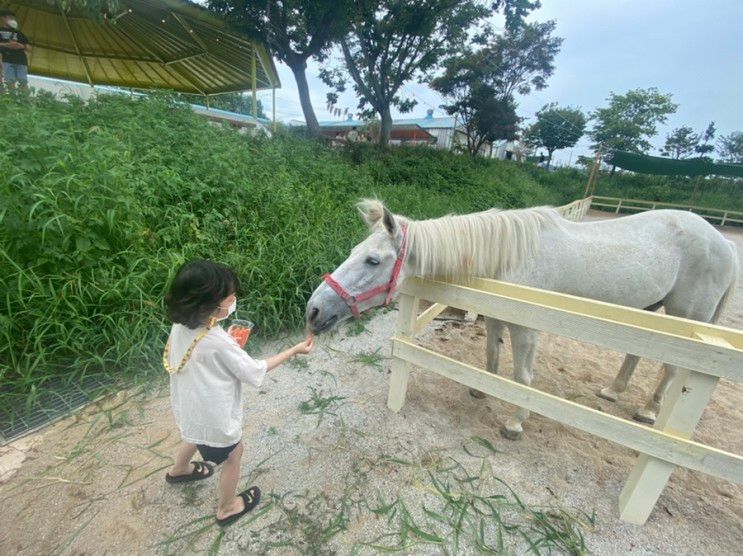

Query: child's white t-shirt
<box><xmin>167</xmin><ymin>323</ymin><xmax>267</xmax><ymax>447</ymax></box>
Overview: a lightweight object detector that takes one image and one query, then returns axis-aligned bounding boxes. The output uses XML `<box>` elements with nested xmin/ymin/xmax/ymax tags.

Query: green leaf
<box><xmin>76</xmin><ymin>237</ymin><xmax>91</xmax><ymax>251</ymax></box>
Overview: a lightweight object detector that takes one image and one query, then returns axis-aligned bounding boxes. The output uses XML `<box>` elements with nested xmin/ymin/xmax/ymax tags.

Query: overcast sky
<box><xmin>254</xmin><ymin>0</ymin><xmax>742</xmax><ymax>165</ymax></box>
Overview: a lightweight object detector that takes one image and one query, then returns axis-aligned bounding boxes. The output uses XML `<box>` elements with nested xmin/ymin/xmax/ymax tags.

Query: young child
<box><xmin>163</xmin><ymin>260</ymin><xmax>313</xmax><ymax>526</ymax></box>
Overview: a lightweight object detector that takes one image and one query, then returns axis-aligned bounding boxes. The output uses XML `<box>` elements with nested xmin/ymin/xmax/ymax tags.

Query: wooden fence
<box><xmin>555</xmin><ymin>196</ymin><xmax>593</xmax><ymax>221</ymax></box>
<box><xmin>591</xmin><ymin>196</ymin><xmax>743</xmax><ymax>226</ymax></box>
<box><xmin>387</xmin><ymin>277</ymin><xmax>743</xmax><ymax>525</ymax></box>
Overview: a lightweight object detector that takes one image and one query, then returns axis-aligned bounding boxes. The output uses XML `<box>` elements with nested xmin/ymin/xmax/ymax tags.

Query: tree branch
<box><xmin>340</xmin><ymin>38</ymin><xmax>378</xmax><ymax>109</ymax></box>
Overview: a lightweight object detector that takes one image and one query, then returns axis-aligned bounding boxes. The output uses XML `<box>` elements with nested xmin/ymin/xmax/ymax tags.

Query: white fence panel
<box><xmin>387</xmin><ymin>276</ymin><xmax>743</xmax><ymax>525</ymax></box>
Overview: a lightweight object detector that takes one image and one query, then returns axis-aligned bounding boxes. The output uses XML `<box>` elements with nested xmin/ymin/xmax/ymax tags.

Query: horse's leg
<box><xmin>501</xmin><ymin>324</ymin><xmax>539</xmax><ymax>440</ymax></box>
<box><xmin>634</xmin><ymin>289</ymin><xmax>719</xmax><ymax>425</ymax></box>
<box><xmin>469</xmin><ymin>318</ymin><xmax>505</xmax><ymax>399</ymax></box>
<box><xmin>597</xmin><ymin>354</ymin><xmax>641</xmax><ymax>402</ymax></box>
<box><xmin>598</xmin><ymin>302</ymin><xmax>665</xmax><ymax>403</ymax></box>
<box><xmin>485</xmin><ymin>318</ymin><xmax>506</xmax><ymax>375</ymax></box>
<box><xmin>634</xmin><ymin>364</ymin><xmax>677</xmax><ymax>424</ymax></box>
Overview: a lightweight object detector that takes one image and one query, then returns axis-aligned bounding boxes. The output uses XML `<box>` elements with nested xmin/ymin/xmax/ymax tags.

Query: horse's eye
<box><xmin>366</xmin><ymin>256</ymin><xmax>380</xmax><ymax>266</ymax></box>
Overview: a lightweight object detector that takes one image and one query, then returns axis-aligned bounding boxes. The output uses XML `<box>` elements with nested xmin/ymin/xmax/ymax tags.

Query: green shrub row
<box><xmin>0</xmin><ymin>93</ymin><xmax>553</xmax><ymax>409</ymax></box>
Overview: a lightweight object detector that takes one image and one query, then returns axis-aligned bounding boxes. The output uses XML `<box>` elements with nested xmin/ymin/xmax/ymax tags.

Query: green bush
<box><xmin>0</xmin><ymin>92</ymin><xmax>553</xmax><ymax>410</ymax></box>
<box><xmin>4</xmin><ymin>92</ymin><xmax>740</xmax><ymax>412</ymax></box>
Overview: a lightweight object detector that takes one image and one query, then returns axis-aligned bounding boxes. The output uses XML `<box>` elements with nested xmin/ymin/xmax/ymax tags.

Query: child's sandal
<box><xmin>165</xmin><ymin>461</ymin><xmax>214</xmax><ymax>484</ymax></box>
<box><xmin>216</xmin><ymin>486</ymin><xmax>261</xmax><ymax>526</ymax></box>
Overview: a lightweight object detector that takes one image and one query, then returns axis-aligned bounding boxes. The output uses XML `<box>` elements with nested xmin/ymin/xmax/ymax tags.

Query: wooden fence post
<box><xmin>388</xmin><ymin>293</ymin><xmax>420</xmax><ymax>412</ymax></box>
<box><xmin>618</xmin><ymin>368</ymin><xmax>720</xmax><ymax>524</ymax></box>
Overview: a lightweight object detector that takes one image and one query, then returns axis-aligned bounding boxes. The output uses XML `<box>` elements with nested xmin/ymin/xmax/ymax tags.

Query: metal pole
<box><xmin>272</xmin><ymin>85</ymin><xmax>276</xmax><ymax>133</ymax></box>
<box><xmin>251</xmin><ymin>50</ymin><xmax>257</xmax><ymax>119</ymax></box>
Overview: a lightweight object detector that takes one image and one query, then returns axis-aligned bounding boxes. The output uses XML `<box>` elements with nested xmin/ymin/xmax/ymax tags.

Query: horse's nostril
<box><xmin>309</xmin><ymin>307</ymin><xmax>320</xmax><ymax>323</ymax></box>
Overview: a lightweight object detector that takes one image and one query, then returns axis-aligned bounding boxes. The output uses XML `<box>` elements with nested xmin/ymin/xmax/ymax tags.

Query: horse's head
<box><xmin>306</xmin><ymin>199</ymin><xmax>408</xmax><ymax>335</ymax></box>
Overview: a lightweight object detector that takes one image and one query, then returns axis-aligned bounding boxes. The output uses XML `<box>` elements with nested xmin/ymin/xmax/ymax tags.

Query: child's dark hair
<box><xmin>165</xmin><ymin>260</ymin><xmax>240</xmax><ymax>329</ymax></box>
<box><xmin>0</xmin><ymin>10</ymin><xmax>16</xmax><ymax>17</ymax></box>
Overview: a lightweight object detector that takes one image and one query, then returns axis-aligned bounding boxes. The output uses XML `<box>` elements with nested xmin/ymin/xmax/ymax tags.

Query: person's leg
<box><xmin>6</xmin><ymin>64</ymin><xmax>17</xmax><ymax>91</ymax></box>
<box><xmin>1</xmin><ymin>63</ymin><xmax>12</xmax><ymax>93</ymax></box>
<box><xmin>16</xmin><ymin>64</ymin><xmax>28</xmax><ymax>95</ymax></box>
<box><xmin>216</xmin><ymin>441</ymin><xmax>245</xmax><ymax>520</ymax></box>
<box><xmin>169</xmin><ymin>441</ymin><xmax>208</xmax><ymax>477</ymax></box>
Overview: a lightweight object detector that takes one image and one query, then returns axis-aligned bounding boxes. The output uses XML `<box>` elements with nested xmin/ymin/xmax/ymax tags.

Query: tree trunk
<box><xmin>288</xmin><ymin>59</ymin><xmax>321</xmax><ymax>138</ymax></box>
<box><xmin>379</xmin><ymin>105</ymin><xmax>393</xmax><ymax>148</ymax></box>
<box><xmin>546</xmin><ymin>149</ymin><xmax>554</xmax><ymax>170</ymax></box>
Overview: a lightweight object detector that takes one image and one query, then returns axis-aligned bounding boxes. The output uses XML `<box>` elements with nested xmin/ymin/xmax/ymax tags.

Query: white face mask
<box><xmin>216</xmin><ymin>299</ymin><xmax>237</xmax><ymax>321</ymax></box>
<box><xmin>7</xmin><ymin>20</ymin><xmax>18</xmax><ymax>29</ymax></box>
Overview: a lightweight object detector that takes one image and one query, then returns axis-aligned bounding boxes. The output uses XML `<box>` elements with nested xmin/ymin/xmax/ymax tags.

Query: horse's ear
<box><xmin>382</xmin><ymin>206</ymin><xmax>397</xmax><ymax>236</ymax></box>
<box><xmin>357</xmin><ymin>198</ymin><xmax>386</xmax><ymax>229</ymax></box>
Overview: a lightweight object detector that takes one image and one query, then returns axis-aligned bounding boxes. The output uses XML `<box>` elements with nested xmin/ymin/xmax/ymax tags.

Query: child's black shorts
<box><xmin>196</xmin><ymin>441</ymin><xmax>240</xmax><ymax>465</ymax></box>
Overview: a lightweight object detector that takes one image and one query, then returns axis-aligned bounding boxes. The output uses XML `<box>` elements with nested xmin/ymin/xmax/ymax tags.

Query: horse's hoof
<box><xmin>469</xmin><ymin>388</ymin><xmax>486</xmax><ymax>399</ymax></box>
<box><xmin>500</xmin><ymin>426</ymin><xmax>523</xmax><ymax>441</ymax></box>
<box><xmin>597</xmin><ymin>388</ymin><xmax>618</xmax><ymax>402</ymax></box>
<box><xmin>633</xmin><ymin>409</ymin><xmax>657</xmax><ymax>425</ymax></box>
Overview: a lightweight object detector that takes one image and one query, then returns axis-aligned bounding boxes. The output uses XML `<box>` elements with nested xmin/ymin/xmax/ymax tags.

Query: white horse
<box><xmin>306</xmin><ymin>200</ymin><xmax>739</xmax><ymax>439</ymax></box>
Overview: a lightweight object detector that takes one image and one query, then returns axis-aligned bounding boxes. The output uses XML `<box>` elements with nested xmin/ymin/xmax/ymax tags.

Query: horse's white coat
<box><xmin>307</xmin><ymin>200</ymin><xmax>739</xmax><ymax>437</ymax></box>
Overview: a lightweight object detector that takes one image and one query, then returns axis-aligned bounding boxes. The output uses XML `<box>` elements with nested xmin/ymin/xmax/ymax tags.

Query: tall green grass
<box><xmin>3</xmin><ymin>92</ymin><xmax>740</xmax><ymax>413</ymax></box>
<box><xmin>0</xmin><ymin>92</ymin><xmax>553</xmax><ymax>414</ymax></box>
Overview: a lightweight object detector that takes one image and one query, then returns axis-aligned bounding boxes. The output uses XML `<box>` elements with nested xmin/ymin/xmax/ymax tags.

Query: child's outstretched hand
<box><xmin>293</xmin><ymin>334</ymin><xmax>314</xmax><ymax>355</ymax></box>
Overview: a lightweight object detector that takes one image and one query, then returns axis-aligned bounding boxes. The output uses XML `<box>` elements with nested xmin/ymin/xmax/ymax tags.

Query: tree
<box><xmin>717</xmin><ymin>131</ymin><xmax>743</xmax><ymax>164</ymax></box>
<box><xmin>208</xmin><ymin>93</ymin><xmax>266</xmax><ymax>118</ymax></box>
<box><xmin>694</xmin><ymin>121</ymin><xmax>716</xmax><ymax>159</ymax></box>
<box><xmin>660</xmin><ymin>121</ymin><xmax>715</xmax><ymax>160</ymax></box>
<box><xmin>589</xmin><ymin>88</ymin><xmax>678</xmax><ymax>173</ymax></box>
<box><xmin>451</xmin><ymin>88</ymin><xmax>519</xmax><ymax>158</ymax></box>
<box><xmin>524</xmin><ymin>103</ymin><xmax>585</xmax><ymax>168</ymax></box>
<box><xmin>660</xmin><ymin>126</ymin><xmax>699</xmax><ymax>159</ymax></box>
<box><xmin>477</xmin><ymin>20</ymin><xmax>562</xmax><ymax>100</ymax></box>
<box><xmin>431</xmin><ymin>18</ymin><xmax>561</xmax><ymax>157</ymax></box>
<box><xmin>322</xmin><ymin>0</ymin><xmax>498</xmax><ymax>146</ymax></box>
<box><xmin>207</xmin><ymin>0</ymin><xmax>353</xmax><ymax>138</ymax></box>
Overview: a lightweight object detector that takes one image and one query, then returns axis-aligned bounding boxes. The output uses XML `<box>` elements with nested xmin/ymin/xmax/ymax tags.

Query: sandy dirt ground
<box><xmin>1</xmin><ymin>215</ymin><xmax>741</xmax><ymax>555</ymax></box>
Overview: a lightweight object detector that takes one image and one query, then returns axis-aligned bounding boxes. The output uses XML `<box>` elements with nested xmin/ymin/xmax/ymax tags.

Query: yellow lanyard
<box><xmin>163</xmin><ymin>324</ymin><xmax>213</xmax><ymax>375</ymax></box>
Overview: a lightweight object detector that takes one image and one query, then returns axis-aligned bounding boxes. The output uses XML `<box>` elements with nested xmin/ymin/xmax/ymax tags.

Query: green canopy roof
<box><xmin>1</xmin><ymin>0</ymin><xmax>280</xmax><ymax>95</ymax></box>
<box><xmin>605</xmin><ymin>150</ymin><xmax>743</xmax><ymax>178</ymax></box>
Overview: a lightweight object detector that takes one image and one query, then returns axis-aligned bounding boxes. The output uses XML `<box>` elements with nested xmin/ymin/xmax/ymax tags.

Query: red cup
<box><xmin>228</xmin><ymin>319</ymin><xmax>254</xmax><ymax>348</ymax></box>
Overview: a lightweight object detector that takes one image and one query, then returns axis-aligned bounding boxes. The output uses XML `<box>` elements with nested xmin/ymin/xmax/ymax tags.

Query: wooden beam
<box><xmin>619</xmin><ymin>369</ymin><xmax>719</xmax><ymax>524</ymax></box>
<box><xmin>414</xmin><ymin>303</ymin><xmax>448</xmax><ymax>333</ymax></box>
<box><xmin>467</xmin><ymin>278</ymin><xmax>743</xmax><ymax>350</ymax></box>
<box><xmin>251</xmin><ymin>49</ymin><xmax>257</xmax><ymax>119</ymax></box>
<box><xmin>398</xmin><ymin>278</ymin><xmax>743</xmax><ymax>380</ymax></box>
<box><xmin>170</xmin><ymin>13</ymin><xmax>271</xmax><ymax>88</ymax></box>
<box><xmin>392</xmin><ymin>338</ymin><xmax>743</xmax><ymax>485</ymax></box>
<box><xmin>163</xmin><ymin>52</ymin><xmax>208</xmax><ymax>66</ymax></box>
<box><xmin>592</xmin><ymin>196</ymin><xmax>743</xmax><ymax>218</ymax></box>
<box><xmin>25</xmin><ymin>43</ymin><xmax>158</xmax><ymax>62</ymax></box>
<box><xmin>387</xmin><ymin>294</ymin><xmax>419</xmax><ymax>412</ymax></box>
<box><xmin>60</xmin><ymin>8</ymin><xmax>94</xmax><ymax>86</ymax></box>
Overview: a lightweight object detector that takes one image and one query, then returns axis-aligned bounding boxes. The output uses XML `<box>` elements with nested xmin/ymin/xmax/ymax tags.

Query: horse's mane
<box><xmin>405</xmin><ymin>206</ymin><xmax>563</xmax><ymax>281</ymax></box>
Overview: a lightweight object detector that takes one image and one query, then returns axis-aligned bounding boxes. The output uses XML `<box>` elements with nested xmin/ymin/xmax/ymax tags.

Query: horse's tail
<box><xmin>711</xmin><ymin>240</ymin><xmax>739</xmax><ymax>324</ymax></box>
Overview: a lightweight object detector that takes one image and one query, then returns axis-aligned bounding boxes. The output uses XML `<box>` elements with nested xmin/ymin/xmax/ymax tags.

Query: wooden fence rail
<box><xmin>387</xmin><ymin>277</ymin><xmax>743</xmax><ymax>525</ymax></box>
<box><xmin>591</xmin><ymin>196</ymin><xmax>743</xmax><ymax>226</ymax></box>
<box><xmin>555</xmin><ymin>196</ymin><xmax>593</xmax><ymax>221</ymax></box>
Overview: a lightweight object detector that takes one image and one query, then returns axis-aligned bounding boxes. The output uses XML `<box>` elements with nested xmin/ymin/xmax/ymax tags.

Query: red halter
<box><xmin>323</xmin><ymin>224</ymin><xmax>409</xmax><ymax>318</ymax></box>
